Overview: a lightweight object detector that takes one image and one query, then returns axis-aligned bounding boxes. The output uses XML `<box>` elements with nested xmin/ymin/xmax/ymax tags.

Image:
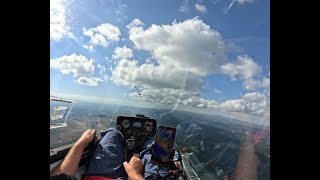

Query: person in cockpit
<box><xmin>51</xmin><ymin>129</ymin><xmax>97</xmax><ymax>180</ymax></box>
<box><xmin>51</xmin><ymin>128</ymin><xmax>170</xmax><ymax>180</ymax></box>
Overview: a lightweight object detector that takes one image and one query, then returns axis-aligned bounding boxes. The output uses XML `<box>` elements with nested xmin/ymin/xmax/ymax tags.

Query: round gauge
<box><xmin>122</xmin><ymin>119</ymin><xmax>130</xmax><ymax>128</ymax></box>
<box><xmin>144</xmin><ymin>121</ymin><xmax>153</xmax><ymax>132</ymax></box>
<box><xmin>116</xmin><ymin>125</ymin><xmax>121</xmax><ymax>131</ymax></box>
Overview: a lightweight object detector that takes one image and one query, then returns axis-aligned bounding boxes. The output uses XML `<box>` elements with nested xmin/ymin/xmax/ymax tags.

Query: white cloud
<box><xmin>83</xmin><ymin>23</ymin><xmax>121</xmax><ymax>50</ymax></box>
<box><xmin>207</xmin><ymin>100</ymin><xmax>220</xmax><ymax>108</ymax></box>
<box><xmin>105</xmin><ymin>56</ymin><xmax>118</xmax><ymax>74</ymax></box>
<box><xmin>50</xmin><ymin>54</ymin><xmax>94</xmax><ymax>77</ymax></box>
<box><xmin>50</xmin><ymin>0</ymin><xmax>74</xmax><ymax>41</ymax></box>
<box><xmin>82</xmin><ymin>45</ymin><xmax>94</xmax><ymax>51</ymax></box>
<box><xmin>114</xmin><ymin>3</ymin><xmax>128</xmax><ymax>23</ymax></box>
<box><xmin>128</xmin><ymin>88</ymin><xmax>269</xmax><ymax>116</ymax></box>
<box><xmin>111</xmin><ymin>18</ymin><xmax>269</xmax><ymax>119</ymax></box>
<box><xmin>226</xmin><ymin>0</ymin><xmax>255</xmax><ymax>13</ymax></box>
<box><xmin>221</xmin><ymin>92</ymin><xmax>269</xmax><ymax>116</ymax></box>
<box><xmin>128</xmin><ymin>88</ymin><xmax>201</xmax><ymax>106</ymax></box>
<box><xmin>243</xmin><ymin>92</ymin><xmax>269</xmax><ymax>116</ymax></box>
<box><xmin>128</xmin><ymin>17</ymin><xmax>229</xmax><ymax>76</ymax></box>
<box><xmin>145</xmin><ymin>57</ymin><xmax>155</xmax><ymax>64</ymax></box>
<box><xmin>236</xmin><ymin>0</ymin><xmax>254</xmax><ymax>5</ymax></box>
<box><xmin>197</xmin><ymin>104</ymin><xmax>204</xmax><ymax>108</ymax></box>
<box><xmin>179</xmin><ymin>0</ymin><xmax>190</xmax><ymax>13</ymax></box>
<box><xmin>112</xmin><ymin>46</ymin><xmax>133</xmax><ymax>60</ymax></box>
<box><xmin>97</xmin><ymin>64</ymin><xmax>109</xmax><ymax>82</ymax></box>
<box><xmin>126</xmin><ymin>19</ymin><xmax>145</xmax><ymax>36</ymax></box>
<box><xmin>221</xmin><ymin>55</ymin><xmax>261</xmax><ymax>80</ymax></box>
<box><xmin>126</xmin><ymin>19</ymin><xmax>144</xmax><ymax>29</ymax></box>
<box><xmin>128</xmin><ymin>88</ymin><xmax>203</xmax><ymax>108</ymax></box>
<box><xmin>111</xmin><ymin>59</ymin><xmax>203</xmax><ymax>91</ymax></box>
<box><xmin>195</xmin><ymin>3</ymin><xmax>207</xmax><ymax>14</ymax></box>
<box><xmin>214</xmin><ymin>88</ymin><xmax>222</xmax><ymax>94</ymax></box>
<box><xmin>220</xmin><ymin>99</ymin><xmax>244</xmax><ymax>112</ymax></box>
<box><xmin>51</xmin><ymin>54</ymin><xmax>105</xmax><ymax>86</ymax></box>
<box><xmin>97</xmin><ymin>64</ymin><xmax>106</xmax><ymax>75</ymax></box>
<box><xmin>77</xmin><ymin>77</ymin><xmax>103</xmax><ymax>86</ymax></box>
<box><xmin>221</xmin><ymin>55</ymin><xmax>269</xmax><ymax>91</ymax></box>
<box><xmin>243</xmin><ymin>77</ymin><xmax>270</xmax><ymax>91</ymax></box>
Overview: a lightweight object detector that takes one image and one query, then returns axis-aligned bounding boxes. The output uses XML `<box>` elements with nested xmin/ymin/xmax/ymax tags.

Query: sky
<box><xmin>50</xmin><ymin>0</ymin><xmax>270</xmax><ymax>125</ymax></box>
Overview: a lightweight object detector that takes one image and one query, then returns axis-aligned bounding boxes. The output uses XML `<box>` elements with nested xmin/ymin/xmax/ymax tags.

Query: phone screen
<box><xmin>151</xmin><ymin>126</ymin><xmax>176</xmax><ymax>166</ymax></box>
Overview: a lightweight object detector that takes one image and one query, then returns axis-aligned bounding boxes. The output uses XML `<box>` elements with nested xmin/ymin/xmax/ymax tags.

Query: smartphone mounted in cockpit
<box><xmin>150</xmin><ymin>126</ymin><xmax>176</xmax><ymax>166</ymax></box>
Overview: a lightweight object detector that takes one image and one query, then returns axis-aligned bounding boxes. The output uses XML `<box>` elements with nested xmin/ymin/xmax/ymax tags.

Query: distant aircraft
<box><xmin>135</xmin><ymin>86</ymin><xmax>141</xmax><ymax>95</ymax></box>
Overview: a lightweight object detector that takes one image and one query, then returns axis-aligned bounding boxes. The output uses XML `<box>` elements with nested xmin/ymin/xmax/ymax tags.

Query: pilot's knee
<box><xmin>106</xmin><ymin>127</ymin><xmax>117</xmax><ymax>132</ymax></box>
<box><xmin>100</xmin><ymin>128</ymin><xmax>124</xmax><ymax>145</ymax></box>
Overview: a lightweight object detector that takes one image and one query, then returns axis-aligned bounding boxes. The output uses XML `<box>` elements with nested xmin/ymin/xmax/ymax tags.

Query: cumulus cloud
<box><xmin>221</xmin><ymin>55</ymin><xmax>269</xmax><ymax>91</ymax></box>
<box><xmin>220</xmin><ymin>99</ymin><xmax>244</xmax><ymax>112</ymax></box>
<box><xmin>51</xmin><ymin>54</ymin><xmax>104</xmax><ymax>86</ymax></box>
<box><xmin>128</xmin><ymin>88</ymin><xmax>269</xmax><ymax>116</ymax></box>
<box><xmin>77</xmin><ymin>77</ymin><xmax>103</xmax><ymax>86</ymax></box>
<box><xmin>243</xmin><ymin>77</ymin><xmax>270</xmax><ymax>91</ymax></box>
<box><xmin>50</xmin><ymin>54</ymin><xmax>94</xmax><ymax>77</ymax></box>
<box><xmin>129</xmin><ymin>88</ymin><xmax>213</xmax><ymax>108</ymax></box>
<box><xmin>128</xmin><ymin>17</ymin><xmax>229</xmax><ymax>76</ymax></box>
<box><xmin>126</xmin><ymin>19</ymin><xmax>145</xmax><ymax>36</ymax></box>
<box><xmin>83</xmin><ymin>23</ymin><xmax>121</xmax><ymax>50</ymax></box>
<box><xmin>128</xmin><ymin>88</ymin><xmax>202</xmax><ymax>105</ymax></box>
<box><xmin>111</xmin><ymin>18</ymin><xmax>269</xmax><ymax>118</ymax></box>
<box><xmin>121</xmin><ymin>17</ymin><xmax>232</xmax><ymax>91</ymax></box>
<box><xmin>111</xmin><ymin>59</ymin><xmax>203</xmax><ymax>91</ymax></box>
<box><xmin>221</xmin><ymin>55</ymin><xmax>261</xmax><ymax>80</ymax></box>
<box><xmin>221</xmin><ymin>92</ymin><xmax>269</xmax><ymax>116</ymax></box>
<box><xmin>126</xmin><ymin>18</ymin><xmax>144</xmax><ymax>29</ymax></box>
<box><xmin>50</xmin><ymin>0</ymin><xmax>74</xmax><ymax>41</ymax></box>
<box><xmin>197</xmin><ymin>104</ymin><xmax>204</xmax><ymax>108</ymax></box>
<box><xmin>195</xmin><ymin>3</ymin><xmax>207</xmax><ymax>14</ymax></box>
<box><xmin>112</xmin><ymin>46</ymin><xmax>133</xmax><ymax>60</ymax></box>
<box><xmin>242</xmin><ymin>92</ymin><xmax>269</xmax><ymax>114</ymax></box>
<box><xmin>220</xmin><ymin>55</ymin><xmax>270</xmax><ymax>91</ymax></box>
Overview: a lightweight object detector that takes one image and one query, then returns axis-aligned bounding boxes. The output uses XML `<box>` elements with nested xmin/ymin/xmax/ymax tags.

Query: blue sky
<box><xmin>50</xmin><ymin>0</ymin><xmax>270</xmax><ymax>124</ymax></box>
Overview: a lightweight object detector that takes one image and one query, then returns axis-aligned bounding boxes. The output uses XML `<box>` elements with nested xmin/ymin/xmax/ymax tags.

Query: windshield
<box><xmin>50</xmin><ymin>0</ymin><xmax>270</xmax><ymax>179</ymax></box>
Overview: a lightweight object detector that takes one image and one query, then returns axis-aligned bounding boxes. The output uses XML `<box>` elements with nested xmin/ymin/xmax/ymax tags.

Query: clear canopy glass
<box><xmin>50</xmin><ymin>0</ymin><xmax>270</xmax><ymax>179</ymax></box>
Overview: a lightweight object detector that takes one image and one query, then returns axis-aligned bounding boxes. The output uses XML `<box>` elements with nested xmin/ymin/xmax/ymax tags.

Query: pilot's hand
<box><xmin>76</xmin><ymin>129</ymin><xmax>96</xmax><ymax>147</ymax></box>
<box><xmin>123</xmin><ymin>154</ymin><xmax>144</xmax><ymax>179</ymax></box>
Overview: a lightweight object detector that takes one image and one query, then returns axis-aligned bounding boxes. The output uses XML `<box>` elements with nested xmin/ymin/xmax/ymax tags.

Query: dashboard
<box><xmin>116</xmin><ymin>115</ymin><xmax>157</xmax><ymax>153</ymax></box>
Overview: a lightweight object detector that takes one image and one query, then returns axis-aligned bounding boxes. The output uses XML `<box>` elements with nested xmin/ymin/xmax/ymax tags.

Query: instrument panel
<box><xmin>117</xmin><ymin>115</ymin><xmax>157</xmax><ymax>153</ymax></box>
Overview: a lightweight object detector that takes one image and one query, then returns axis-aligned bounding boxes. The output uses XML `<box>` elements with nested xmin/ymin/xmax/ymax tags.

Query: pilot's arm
<box><xmin>51</xmin><ymin>129</ymin><xmax>96</xmax><ymax>176</ymax></box>
<box><xmin>123</xmin><ymin>154</ymin><xmax>145</xmax><ymax>180</ymax></box>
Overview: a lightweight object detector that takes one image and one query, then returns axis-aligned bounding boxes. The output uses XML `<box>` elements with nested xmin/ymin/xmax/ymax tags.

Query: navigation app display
<box><xmin>151</xmin><ymin>126</ymin><xmax>176</xmax><ymax>166</ymax></box>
